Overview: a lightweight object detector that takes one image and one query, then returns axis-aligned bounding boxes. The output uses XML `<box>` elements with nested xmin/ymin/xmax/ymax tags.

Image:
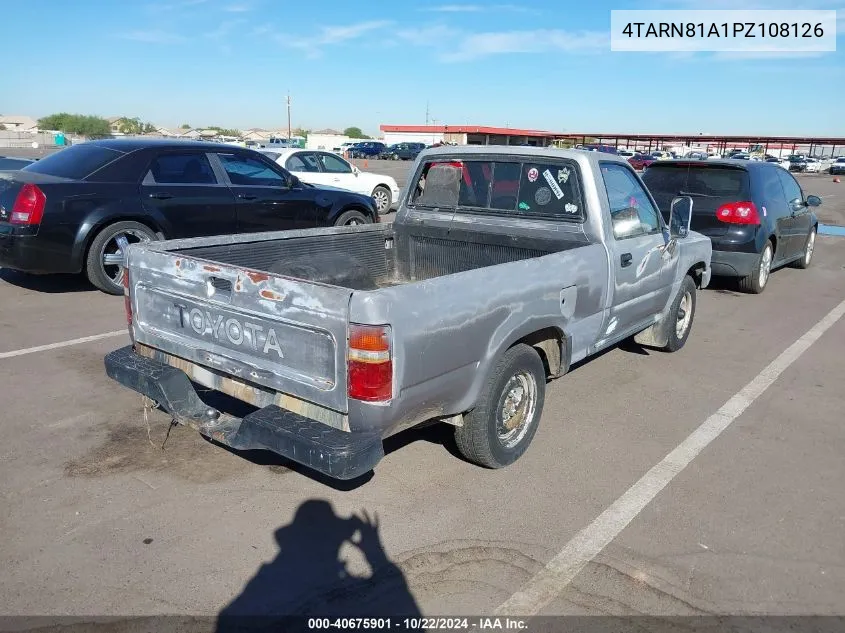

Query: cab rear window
<box><xmin>410</xmin><ymin>158</ymin><xmax>584</xmax><ymax>221</ymax></box>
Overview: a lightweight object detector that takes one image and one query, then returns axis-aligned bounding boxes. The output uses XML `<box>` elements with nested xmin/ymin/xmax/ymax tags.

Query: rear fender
<box><xmin>71</xmin><ymin>206</ymin><xmax>170</xmax><ymax>268</ymax></box>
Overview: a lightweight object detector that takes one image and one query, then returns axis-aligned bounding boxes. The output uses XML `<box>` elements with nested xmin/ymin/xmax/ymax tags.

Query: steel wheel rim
<box><xmin>496</xmin><ymin>371</ymin><xmax>538</xmax><ymax>449</ymax></box>
<box><xmin>101</xmin><ymin>230</ymin><xmax>151</xmax><ymax>285</ymax></box>
<box><xmin>805</xmin><ymin>230</ymin><xmax>816</xmax><ymax>265</ymax></box>
<box><xmin>346</xmin><ymin>217</ymin><xmax>363</xmax><ymax>226</ymax></box>
<box><xmin>675</xmin><ymin>290</ymin><xmax>693</xmax><ymax>338</ymax></box>
<box><xmin>373</xmin><ymin>190</ymin><xmax>389</xmax><ymax>213</ymax></box>
<box><xmin>759</xmin><ymin>245</ymin><xmax>772</xmax><ymax>288</ymax></box>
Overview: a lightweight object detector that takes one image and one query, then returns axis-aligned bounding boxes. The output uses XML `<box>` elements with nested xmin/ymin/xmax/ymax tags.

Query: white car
<box><xmin>260</xmin><ymin>148</ymin><xmax>400</xmax><ymax>214</ymax></box>
<box><xmin>803</xmin><ymin>158</ymin><xmax>824</xmax><ymax>173</ymax></box>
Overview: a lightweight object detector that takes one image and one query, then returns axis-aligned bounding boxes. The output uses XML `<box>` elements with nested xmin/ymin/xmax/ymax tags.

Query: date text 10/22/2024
<box><xmin>307</xmin><ymin>617</ymin><xmax>529</xmax><ymax>631</ymax></box>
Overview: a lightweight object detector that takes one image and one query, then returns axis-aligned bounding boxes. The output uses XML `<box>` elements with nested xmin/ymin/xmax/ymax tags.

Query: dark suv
<box><xmin>642</xmin><ymin>160</ymin><xmax>821</xmax><ymax>294</ymax></box>
<box><xmin>349</xmin><ymin>142</ymin><xmax>387</xmax><ymax>159</ymax></box>
<box><xmin>383</xmin><ymin>142</ymin><xmax>426</xmax><ymax>161</ymax></box>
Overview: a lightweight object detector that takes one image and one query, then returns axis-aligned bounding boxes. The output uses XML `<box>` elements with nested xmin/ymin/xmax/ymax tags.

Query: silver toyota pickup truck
<box><xmin>104</xmin><ymin>146</ymin><xmax>712</xmax><ymax>480</ymax></box>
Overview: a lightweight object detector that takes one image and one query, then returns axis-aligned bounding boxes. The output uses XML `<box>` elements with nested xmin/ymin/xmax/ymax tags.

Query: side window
<box><xmin>759</xmin><ymin>167</ymin><xmax>787</xmax><ymax>208</ymax></box>
<box><xmin>600</xmin><ymin>163</ymin><xmax>661</xmax><ymax>239</ymax></box>
<box><xmin>148</xmin><ymin>153</ymin><xmax>217</xmax><ymax>184</ymax></box>
<box><xmin>217</xmin><ymin>153</ymin><xmax>287</xmax><ymax>186</ymax></box>
<box><xmin>776</xmin><ymin>169</ymin><xmax>803</xmax><ymax>205</ymax></box>
<box><xmin>319</xmin><ymin>153</ymin><xmax>352</xmax><ymax>174</ymax></box>
<box><xmin>286</xmin><ymin>153</ymin><xmax>320</xmax><ymax>172</ymax></box>
<box><xmin>459</xmin><ymin>161</ymin><xmax>492</xmax><ymax>207</ymax></box>
<box><xmin>516</xmin><ymin>162</ymin><xmax>582</xmax><ymax>219</ymax></box>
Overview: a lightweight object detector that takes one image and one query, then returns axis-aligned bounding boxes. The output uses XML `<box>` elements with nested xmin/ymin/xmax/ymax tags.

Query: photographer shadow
<box><xmin>216</xmin><ymin>499</ymin><xmax>421</xmax><ymax>633</ymax></box>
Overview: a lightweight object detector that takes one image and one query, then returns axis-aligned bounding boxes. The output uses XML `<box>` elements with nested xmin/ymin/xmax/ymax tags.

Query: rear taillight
<box><xmin>347</xmin><ymin>324</ymin><xmax>392</xmax><ymax>402</ymax></box>
<box><xmin>10</xmin><ymin>183</ymin><xmax>46</xmax><ymax>225</ymax></box>
<box><xmin>716</xmin><ymin>201</ymin><xmax>761</xmax><ymax>225</ymax></box>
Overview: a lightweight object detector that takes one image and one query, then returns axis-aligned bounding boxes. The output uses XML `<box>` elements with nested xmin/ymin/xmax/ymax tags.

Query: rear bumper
<box><xmin>0</xmin><ymin>229</ymin><xmax>78</xmax><ymax>274</ymax></box>
<box><xmin>710</xmin><ymin>250</ymin><xmax>759</xmax><ymax>277</ymax></box>
<box><xmin>104</xmin><ymin>345</ymin><xmax>384</xmax><ymax>480</ymax></box>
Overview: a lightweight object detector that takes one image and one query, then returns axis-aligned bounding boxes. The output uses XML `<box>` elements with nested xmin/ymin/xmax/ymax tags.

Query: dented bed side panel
<box><xmin>127</xmin><ymin>246</ymin><xmax>354</xmax><ymax>413</ymax></box>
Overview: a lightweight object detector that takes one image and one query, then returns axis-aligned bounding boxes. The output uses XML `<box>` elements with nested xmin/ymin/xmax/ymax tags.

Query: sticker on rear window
<box><xmin>519</xmin><ymin>201</ymin><xmax>531</xmax><ymax>211</ymax></box>
<box><xmin>558</xmin><ymin>167</ymin><xmax>570</xmax><ymax>184</ymax></box>
<box><xmin>535</xmin><ymin>186</ymin><xmax>552</xmax><ymax>206</ymax></box>
<box><xmin>565</xmin><ymin>203</ymin><xmax>578</xmax><ymax>214</ymax></box>
<box><xmin>527</xmin><ymin>167</ymin><xmax>539</xmax><ymax>182</ymax></box>
<box><xmin>543</xmin><ymin>169</ymin><xmax>565</xmax><ymax>200</ymax></box>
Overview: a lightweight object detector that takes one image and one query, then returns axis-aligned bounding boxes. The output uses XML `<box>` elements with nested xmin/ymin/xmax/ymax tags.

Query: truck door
<box><xmin>599</xmin><ymin>162</ymin><xmax>674</xmax><ymax>335</ymax></box>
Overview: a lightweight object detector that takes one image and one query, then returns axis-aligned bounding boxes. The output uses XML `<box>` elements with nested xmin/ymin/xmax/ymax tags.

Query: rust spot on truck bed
<box><xmin>203</xmin><ymin>264</ymin><xmax>221</xmax><ymax>272</ymax></box>
<box><xmin>260</xmin><ymin>289</ymin><xmax>285</xmax><ymax>301</ymax></box>
<box><xmin>174</xmin><ymin>259</ymin><xmax>182</xmax><ymax>268</ymax></box>
<box><xmin>246</xmin><ymin>271</ymin><xmax>270</xmax><ymax>283</ymax></box>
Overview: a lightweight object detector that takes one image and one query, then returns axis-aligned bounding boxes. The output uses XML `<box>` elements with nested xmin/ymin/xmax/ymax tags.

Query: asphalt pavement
<box><xmin>0</xmin><ymin>160</ymin><xmax>843</xmax><ymax>625</ymax></box>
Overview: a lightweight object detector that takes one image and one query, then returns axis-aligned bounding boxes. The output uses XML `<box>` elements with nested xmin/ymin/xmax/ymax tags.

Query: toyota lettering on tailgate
<box><xmin>174</xmin><ymin>304</ymin><xmax>284</xmax><ymax>359</ymax></box>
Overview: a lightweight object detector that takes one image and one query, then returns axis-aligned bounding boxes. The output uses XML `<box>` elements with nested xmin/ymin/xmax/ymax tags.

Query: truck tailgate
<box><xmin>127</xmin><ymin>247</ymin><xmax>352</xmax><ymax>413</ymax></box>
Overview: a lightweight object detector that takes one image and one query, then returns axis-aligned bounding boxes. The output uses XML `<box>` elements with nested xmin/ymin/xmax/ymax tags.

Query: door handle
<box><xmin>238</xmin><ymin>194</ymin><xmax>258</xmax><ymax>201</ymax></box>
<box><xmin>148</xmin><ymin>192</ymin><xmax>173</xmax><ymax>200</ymax></box>
<box><xmin>621</xmin><ymin>253</ymin><xmax>633</xmax><ymax>267</ymax></box>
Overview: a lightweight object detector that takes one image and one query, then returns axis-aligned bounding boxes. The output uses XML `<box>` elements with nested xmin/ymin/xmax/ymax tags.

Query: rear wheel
<box><xmin>371</xmin><ymin>186</ymin><xmax>392</xmax><ymax>215</ymax></box>
<box><xmin>334</xmin><ymin>209</ymin><xmax>371</xmax><ymax>227</ymax></box>
<box><xmin>790</xmin><ymin>227</ymin><xmax>816</xmax><ymax>269</ymax></box>
<box><xmin>454</xmin><ymin>344</ymin><xmax>546</xmax><ymax>469</ymax></box>
<box><xmin>738</xmin><ymin>240</ymin><xmax>773</xmax><ymax>294</ymax></box>
<box><xmin>85</xmin><ymin>221</ymin><xmax>157</xmax><ymax>295</ymax></box>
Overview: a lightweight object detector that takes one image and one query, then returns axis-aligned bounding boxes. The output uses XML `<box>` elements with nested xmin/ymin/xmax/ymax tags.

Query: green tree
<box><xmin>142</xmin><ymin>122</ymin><xmax>156</xmax><ymax>133</ymax></box>
<box><xmin>292</xmin><ymin>127</ymin><xmax>310</xmax><ymax>139</ymax></box>
<box><xmin>118</xmin><ymin>117</ymin><xmax>143</xmax><ymax>135</ymax></box>
<box><xmin>37</xmin><ymin>113</ymin><xmax>112</xmax><ymax>138</ymax></box>
<box><xmin>180</xmin><ymin>123</ymin><xmax>191</xmax><ymax>129</ymax></box>
<box><xmin>343</xmin><ymin>126</ymin><xmax>368</xmax><ymax>139</ymax></box>
<box><xmin>0</xmin><ymin>124</ymin><xmax>6</xmax><ymax>131</ymax></box>
<box><xmin>205</xmin><ymin>125</ymin><xmax>241</xmax><ymax>137</ymax></box>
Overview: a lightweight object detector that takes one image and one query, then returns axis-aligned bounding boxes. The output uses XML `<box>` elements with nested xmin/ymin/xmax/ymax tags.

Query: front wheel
<box><xmin>334</xmin><ymin>209</ymin><xmax>371</xmax><ymax>226</ymax></box>
<box><xmin>790</xmin><ymin>227</ymin><xmax>816</xmax><ymax>269</ymax></box>
<box><xmin>661</xmin><ymin>275</ymin><xmax>697</xmax><ymax>352</ymax></box>
<box><xmin>454</xmin><ymin>344</ymin><xmax>546</xmax><ymax>469</ymax></box>
<box><xmin>85</xmin><ymin>221</ymin><xmax>157</xmax><ymax>295</ymax></box>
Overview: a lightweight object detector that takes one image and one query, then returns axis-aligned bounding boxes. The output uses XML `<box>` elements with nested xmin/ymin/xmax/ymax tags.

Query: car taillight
<box><xmin>10</xmin><ymin>183</ymin><xmax>46</xmax><ymax>225</ymax></box>
<box><xmin>347</xmin><ymin>323</ymin><xmax>392</xmax><ymax>402</ymax></box>
<box><xmin>716</xmin><ymin>201</ymin><xmax>761</xmax><ymax>225</ymax></box>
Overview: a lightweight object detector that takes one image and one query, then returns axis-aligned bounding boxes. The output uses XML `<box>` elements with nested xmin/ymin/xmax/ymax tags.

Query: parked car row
<box><xmin>0</xmin><ymin>139</ymin><xmax>381</xmax><ymax>294</ymax></box>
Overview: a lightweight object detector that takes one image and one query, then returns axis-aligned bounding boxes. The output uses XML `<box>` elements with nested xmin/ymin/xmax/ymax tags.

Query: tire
<box><xmin>85</xmin><ymin>221</ymin><xmax>157</xmax><ymax>295</ymax></box>
<box><xmin>454</xmin><ymin>344</ymin><xmax>546</xmax><ymax>469</ymax></box>
<box><xmin>334</xmin><ymin>209</ymin><xmax>371</xmax><ymax>227</ymax></box>
<box><xmin>661</xmin><ymin>275</ymin><xmax>697</xmax><ymax>353</ymax></box>
<box><xmin>790</xmin><ymin>226</ymin><xmax>816</xmax><ymax>269</ymax></box>
<box><xmin>738</xmin><ymin>240</ymin><xmax>774</xmax><ymax>294</ymax></box>
<box><xmin>371</xmin><ymin>185</ymin><xmax>392</xmax><ymax>215</ymax></box>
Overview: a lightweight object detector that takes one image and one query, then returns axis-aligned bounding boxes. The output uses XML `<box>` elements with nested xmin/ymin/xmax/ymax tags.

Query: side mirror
<box><xmin>352</xmin><ymin>165</ymin><xmax>360</xmax><ymax>175</ymax></box>
<box><xmin>668</xmin><ymin>196</ymin><xmax>693</xmax><ymax>240</ymax></box>
<box><xmin>289</xmin><ymin>175</ymin><xmax>301</xmax><ymax>188</ymax></box>
<box><xmin>806</xmin><ymin>194</ymin><xmax>822</xmax><ymax>207</ymax></box>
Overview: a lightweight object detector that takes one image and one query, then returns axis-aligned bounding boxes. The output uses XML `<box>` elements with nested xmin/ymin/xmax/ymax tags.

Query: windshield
<box><xmin>22</xmin><ymin>145</ymin><xmax>123</xmax><ymax>179</ymax></box>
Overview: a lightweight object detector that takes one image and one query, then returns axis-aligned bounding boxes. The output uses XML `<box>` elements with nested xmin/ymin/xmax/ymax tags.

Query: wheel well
<box><xmin>768</xmin><ymin>234</ymin><xmax>777</xmax><ymax>255</ymax></box>
<box><xmin>686</xmin><ymin>262</ymin><xmax>706</xmax><ymax>288</ymax></box>
<box><xmin>81</xmin><ymin>217</ymin><xmax>162</xmax><ymax>267</ymax></box>
<box><xmin>512</xmin><ymin>327</ymin><xmax>565</xmax><ymax>378</ymax></box>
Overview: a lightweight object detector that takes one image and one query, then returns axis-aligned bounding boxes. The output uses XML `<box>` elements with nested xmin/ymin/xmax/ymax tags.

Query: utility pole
<box><xmin>425</xmin><ymin>101</ymin><xmax>430</xmax><ymax>126</ymax></box>
<box><xmin>287</xmin><ymin>92</ymin><xmax>292</xmax><ymax>140</ymax></box>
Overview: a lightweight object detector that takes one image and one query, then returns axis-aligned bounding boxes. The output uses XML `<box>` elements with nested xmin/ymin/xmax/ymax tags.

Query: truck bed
<box><xmin>170</xmin><ymin>220</ymin><xmax>590</xmax><ymax>291</ymax></box>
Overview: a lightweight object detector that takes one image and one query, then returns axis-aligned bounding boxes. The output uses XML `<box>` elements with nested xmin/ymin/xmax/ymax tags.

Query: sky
<box><xmin>1</xmin><ymin>0</ymin><xmax>843</xmax><ymax>136</ymax></box>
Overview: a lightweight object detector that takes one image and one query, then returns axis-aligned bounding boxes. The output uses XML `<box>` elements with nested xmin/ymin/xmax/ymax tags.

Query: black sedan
<box><xmin>642</xmin><ymin>160</ymin><xmax>821</xmax><ymax>294</ymax></box>
<box><xmin>0</xmin><ymin>139</ymin><xmax>379</xmax><ymax>295</ymax></box>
